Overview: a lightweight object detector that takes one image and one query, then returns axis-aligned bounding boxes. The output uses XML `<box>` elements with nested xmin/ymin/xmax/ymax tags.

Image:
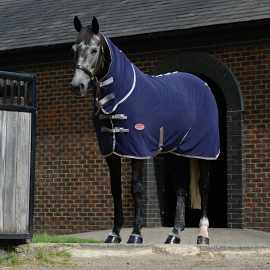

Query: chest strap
<box><xmin>96</xmin><ymin>77</ymin><xmax>113</xmax><ymax>88</ymax></box>
<box><xmin>159</xmin><ymin>127</ymin><xmax>164</xmax><ymax>150</ymax></box>
<box><xmin>101</xmin><ymin>127</ymin><xmax>129</xmax><ymax>133</ymax></box>
<box><xmin>94</xmin><ymin>77</ymin><xmax>114</xmax><ymax>115</ymax></box>
<box><xmin>95</xmin><ymin>93</ymin><xmax>115</xmax><ymax>108</ymax></box>
<box><xmin>99</xmin><ymin>114</ymin><xmax>127</xmax><ymax>120</ymax></box>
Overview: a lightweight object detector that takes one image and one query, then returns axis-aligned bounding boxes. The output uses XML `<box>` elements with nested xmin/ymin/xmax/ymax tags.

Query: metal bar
<box><xmin>28</xmin><ymin>81</ymin><xmax>34</xmax><ymax>107</ymax></box>
<box><xmin>17</xmin><ymin>81</ymin><xmax>21</xmax><ymax>105</ymax></box>
<box><xmin>0</xmin><ymin>104</ymin><xmax>35</xmax><ymax>112</ymax></box>
<box><xmin>28</xmin><ymin>75</ymin><xmax>37</xmax><ymax>240</ymax></box>
<box><xmin>0</xmin><ymin>234</ymin><xmax>31</xmax><ymax>239</ymax></box>
<box><xmin>24</xmin><ymin>82</ymin><xmax>28</xmax><ymax>106</ymax></box>
<box><xmin>0</xmin><ymin>71</ymin><xmax>34</xmax><ymax>81</ymax></box>
<box><xmin>11</xmin><ymin>80</ymin><xmax>14</xmax><ymax>104</ymax></box>
<box><xmin>3</xmin><ymin>79</ymin><xmax>7</xmax><ymax>104</ymax></box>
<box><xmin>0</xmin><ymin>79</ymin><xmax>3</xmax><ymax>104</ymax></box>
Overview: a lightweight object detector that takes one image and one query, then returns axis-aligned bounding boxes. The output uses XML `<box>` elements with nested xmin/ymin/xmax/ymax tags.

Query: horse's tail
<box><xmin>189</xmin><ymin>158</ymin><xmax>201</xmax><ymax>209</ymax></box>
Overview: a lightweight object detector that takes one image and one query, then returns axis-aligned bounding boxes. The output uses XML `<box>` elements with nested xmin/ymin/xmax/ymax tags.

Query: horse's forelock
<box><xmin>75</xmin><ymin>25</ymin><xmax>95</xmax><ymax>45</ymax></box>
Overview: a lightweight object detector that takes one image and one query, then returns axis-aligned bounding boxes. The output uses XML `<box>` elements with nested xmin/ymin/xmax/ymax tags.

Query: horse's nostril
<box><xmin>79</xmin><ymin>84</ymin><xmax>84</xmax><ymax>90</ymax></box>
<box><xmin>70</xmin><ymin>84</ymin><xmax>80</xmax><ymax>92</ymax></box>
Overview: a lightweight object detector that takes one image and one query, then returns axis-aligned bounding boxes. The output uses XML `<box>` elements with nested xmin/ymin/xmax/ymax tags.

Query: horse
<box><xmin>70</xmin><ymin>16</ymin><xmax>220</xmax><ymax>245</ymax></box>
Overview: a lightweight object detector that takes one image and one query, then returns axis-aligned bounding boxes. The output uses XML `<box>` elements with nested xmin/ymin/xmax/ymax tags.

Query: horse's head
<box><xmin>70</xmin><ymin>16</ymin><xmax>105</xmax><ymax>97</ymax></box>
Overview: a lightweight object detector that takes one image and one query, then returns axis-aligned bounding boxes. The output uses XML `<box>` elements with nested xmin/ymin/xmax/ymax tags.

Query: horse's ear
<box><xmin>74</xmin><ymin>16</ymin><xmax>83</xmax><ymax>32</ymax></box>
<box><xmin>91</xmin><ymin>17</ymin><xmax>99</xmax><ymax>35</ymax></box>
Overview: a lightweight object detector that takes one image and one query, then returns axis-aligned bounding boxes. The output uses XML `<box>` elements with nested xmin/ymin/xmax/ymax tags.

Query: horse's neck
<box><xmin>96</xmin><ymin>34</ymin><xmax>110</xmax><ymax>81</ymax></box>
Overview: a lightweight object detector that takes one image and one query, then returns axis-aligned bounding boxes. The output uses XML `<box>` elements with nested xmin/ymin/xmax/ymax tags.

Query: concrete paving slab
<box><xmin>61</xmin><ymin>227</ymin><xmax>270</xmax><ymax>247</ymax></box>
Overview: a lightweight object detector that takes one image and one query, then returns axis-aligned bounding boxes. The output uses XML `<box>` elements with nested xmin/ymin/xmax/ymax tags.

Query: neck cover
<box><xmin>92</xmin><ymin>34</ymin><xmax>220</xmax><ymax>160</ymax></box>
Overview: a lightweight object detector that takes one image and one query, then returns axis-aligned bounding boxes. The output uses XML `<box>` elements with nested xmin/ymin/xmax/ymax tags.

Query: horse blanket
<box><xmin>92</xmin><ymin>34</ymin><xmax>220</xmax><ymax>160</ymax></box>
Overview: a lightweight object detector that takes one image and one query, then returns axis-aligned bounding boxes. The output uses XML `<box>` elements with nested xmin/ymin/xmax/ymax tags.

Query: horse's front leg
<box><xmin>197</xmin><ymin>159</ymin><xmax>211</xmax><ymax>244</ymax></box>
<box><xmin>127</xmin><ymin>159</ymin><xmax>144</xmax><ymax>244</ymax></box>
<box><xmin>104</xmin><ymin>154</ymin><xmax>124</xmax><ymax>243</ymax></box>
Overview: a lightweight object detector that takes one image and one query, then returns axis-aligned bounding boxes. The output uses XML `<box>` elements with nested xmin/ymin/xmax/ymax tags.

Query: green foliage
<box><xmin>33</xmin><ymin>232</ymin><xmax>104</xmax><ymax>243</ymax></box>
<box><xmin>36</xmin><ymin>248</ymin><xmax>55</xmax><ymax>265</ymax></box>
<box><xmin>0</xmin><ymin>253</ymin><xmax>5</xmax><ymax>265</ymax></box>
<box><xmin>6</xmin><ymin>252</ymin><xmax>25</xmax><ymax>267</ymax></box>
<box><xmin>0</xmin><ymin>247</ymin><xmax>25</xmax><ymax>268</ymax></box>
<box><xmin>0</xmin><ymin>232</ymin><xmax>103</xmax><ymax>267</ymax></box>
<box><xmin>0</xmin><ymin>247</ymin><xmax>73</xmax><ymax>267</ymax></box>
<box><xmin>196</xmin><ymin>249</ymin><xmax>203</xmax><ymax>257</ymax></box>
<box><xmin>52</xmin><ymin>249</ymin><xmax>72</xmax><ymax>258</ymax></box>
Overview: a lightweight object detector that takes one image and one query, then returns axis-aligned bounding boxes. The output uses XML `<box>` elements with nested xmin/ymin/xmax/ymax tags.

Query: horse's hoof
<box><xmin>197</xmin><ymin>235</ymin><xmax>209</xmax><ymax>244</ymax></box>
<box><xmin>105</xmin><ymin>234</ymin><xmax>121</xmax><ymax>244</ymax></box>
<box><xmin>127</xmin><ymin>234</ymin><xmax>143</xmax><ymax>244</ymax></box>
<box><xmin>165</xmin><ymin>235</ymin><xmax>181</xmax><ymax>244</ymax></box>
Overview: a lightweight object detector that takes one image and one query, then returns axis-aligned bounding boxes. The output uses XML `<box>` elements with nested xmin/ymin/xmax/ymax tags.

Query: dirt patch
<box><xmin>2</xmin><ymin>243</ymin><xmax>270</xmax><ymax>270</ymax></box>
<box><xmin>70</xmin><ymin>247</ymin><xmax>270</xmax><ymax>270</ymax></box>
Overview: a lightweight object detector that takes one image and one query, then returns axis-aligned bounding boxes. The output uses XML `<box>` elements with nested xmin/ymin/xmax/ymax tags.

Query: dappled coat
<box><xmin>93</xmin><ymin>34</ymin><xmax>220</xmax><ymax>160</ymax></box>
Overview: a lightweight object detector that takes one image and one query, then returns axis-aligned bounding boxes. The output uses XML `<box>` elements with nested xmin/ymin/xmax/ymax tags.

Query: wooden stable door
<box><xmin>0</xmin><ymin>111</ymin><xmax>32</xmax><ymax>234</ymax></box>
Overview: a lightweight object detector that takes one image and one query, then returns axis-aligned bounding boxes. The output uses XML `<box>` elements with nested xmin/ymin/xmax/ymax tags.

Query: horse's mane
<box><xmin>75</xmin><ymin>25</ymin><xmax>94</xmax><ymax>44</ymax></box>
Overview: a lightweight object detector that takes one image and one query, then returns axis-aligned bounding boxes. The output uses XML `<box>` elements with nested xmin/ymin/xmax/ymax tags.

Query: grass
<box><xmin>33</xmin><ymin>232</ymin><xmax>104</xmax><ymax>243</ymax></box>
<box><xmin>36</xmin><ymin>248</ymin><xmax>56</xmax><ymax>265</ymax></box>
<box><xmin>5</xmin><ymin>251</ymin><xmax>25</xmax><ymax>268</ymax></box>
<box><xmin>0</xmin><ymin>232</ymin><xmax>104</xmax><ymax>268</ymax></box>
<box><xmin>196</xmin><ymin>248</ymin><xmax>203</xmax><ymax>257</ymax></box>
<box><xmin>35</xmin><ymin>248</ymin><xmax>72</xmax><ymax>266</ymax></box>
<box><xmin>0</xmin><ymin>253</ymin><xmax>6</xmax><ymax>265</ymax></box>
<box><xmin>0</xmin><ymin>246</ymin><xmax>73</xmax><ymax>268</ymax></box>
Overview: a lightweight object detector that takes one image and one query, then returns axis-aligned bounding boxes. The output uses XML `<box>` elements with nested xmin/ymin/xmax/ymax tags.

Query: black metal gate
<box><xmin>0</xmin><ymin>71</ymin><xmax>36</xmax><ymax>240</ymax></box>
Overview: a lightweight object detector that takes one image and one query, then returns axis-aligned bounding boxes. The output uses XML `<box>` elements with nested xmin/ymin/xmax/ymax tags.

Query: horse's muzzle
<box><xmin>70</xmin><ymin>83</ymin><xmax>85</xmax><ymax>98</ymax></box>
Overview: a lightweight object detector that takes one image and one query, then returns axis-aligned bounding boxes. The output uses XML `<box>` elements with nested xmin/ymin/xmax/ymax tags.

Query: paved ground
<box><xmin>14</xmin><ymin>228</ymin><xmax>270</xmax><ymax>270</ymax></box>
<box><xmin>5</xmin><ymin>228</ymin><xmax>270</xmax><ymax>270</ymax></box>
<box><xmin>61</xmin><ymin>227</ymin><xmax>270</xmax><ymax>249</ymax></box>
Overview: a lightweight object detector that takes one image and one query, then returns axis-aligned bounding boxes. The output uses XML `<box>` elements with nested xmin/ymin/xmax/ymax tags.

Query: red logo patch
<box><xmin>135</xmin><ymin>124</ymin><xmax>145</xmax><ymax>131</ymax></box>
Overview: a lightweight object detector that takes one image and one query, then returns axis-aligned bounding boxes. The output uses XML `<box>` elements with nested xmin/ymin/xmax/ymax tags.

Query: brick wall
<box><xmin>0</xmin><ymin>31</ymin><xmax>269</xmax><ymax>234</ymax></box>
<box><xmin>0</xmin><ymin>56</ymin><xmax>134</xmax><ymax>235</ymax></box>
<box><xmin>126</xmin><ymin>34</ymin><xmax>270</xmax><ymax>232</ymax></box>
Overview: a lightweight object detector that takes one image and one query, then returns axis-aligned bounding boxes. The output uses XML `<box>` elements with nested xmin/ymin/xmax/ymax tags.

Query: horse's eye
<box><xmin>71</xmin><ymin>46</ymin><xmax>76</xmax><ymax>53</ymax></box>
<box><xmin>92</xmin><ymin>49</ymin><xmax>98</xmax><ymax>54</ymax></box>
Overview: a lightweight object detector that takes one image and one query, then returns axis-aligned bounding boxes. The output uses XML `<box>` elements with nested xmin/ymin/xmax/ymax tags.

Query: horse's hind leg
<box><xmin>104</xmin><ymin>154</ymin><xmax>124</xmax><ymax>243</ymax></box>
<box><xmin>164</xmin><ymin>154</ymin><xmax>189</xmax><ymax>244</ymax></box>
<box><xmin>127</xmin><ymin>159</ymin><xmax>144</xmax><ymax>244</ymax></box>
<box><xmin>197</xmin><ymin>159</ymin><xmax>211</xmax><ymax>244</ymax></box>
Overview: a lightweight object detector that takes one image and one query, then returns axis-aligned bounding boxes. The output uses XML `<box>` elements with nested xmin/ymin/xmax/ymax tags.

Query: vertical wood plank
<box><xmin>0</xmin><ymin>111</ymin><xmax>6</xmax><ymax>233</ymax></box>
<box><xmin>16</xmin><ymin>112</ymin><xmax>31</xmax><ymax>233</ymax></box>
<box><xmin>4</xmin><ymin>111</ymin><xmax>18</xmax><ymax>233</ymax></box>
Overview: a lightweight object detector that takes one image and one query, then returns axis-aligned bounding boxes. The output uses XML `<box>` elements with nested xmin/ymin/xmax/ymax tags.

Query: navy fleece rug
<box><xmin>92</xmin><ymin>34</ymin><xmax>220</xmax><ymax>160</ymax></box>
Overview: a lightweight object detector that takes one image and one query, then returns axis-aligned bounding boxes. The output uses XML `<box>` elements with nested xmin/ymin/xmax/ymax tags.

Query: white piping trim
<box><xmin>102</xmin><ymin>149</ymin><xmax>220</xmax><ymax>160</ymax></box>
<box><xmin>116</xmin><ymin>64</ymin><xmax>136</xmax><ymax>107</ymax></box>
<box><xmin>100</xmin><ymin>63</ymin><xmax>136</xmax><ymax>115</ymax></box>
<box><xmin>98</xmin><ymin>34</ymin><xmax>137</xmax><ymax>115</ymax></box>
<box><xmin>167</xmin><ymin>149</ymin><xmax>220</xmax><ymax>160</ymax></box>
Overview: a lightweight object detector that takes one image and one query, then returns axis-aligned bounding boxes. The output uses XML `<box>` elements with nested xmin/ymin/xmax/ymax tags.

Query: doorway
<box><xmin>164</xmin><ymin>75</ymin><xmax>227</xmax><ymax>228</ymax></box>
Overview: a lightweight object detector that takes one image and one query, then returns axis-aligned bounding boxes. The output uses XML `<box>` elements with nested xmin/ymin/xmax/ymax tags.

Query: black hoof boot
<box><xmin>197</xmin><ymin>235</ymin><xmax>209</xmax><ymax>244</ymax></box>
<box><xmin>105</xmin><ymin>234</ymin><xmax>121</xmax><ymax>244</ymax></box>
<box><xmin>127</xmin><ymin>234</ymin><xmax>143</xmax><ymax>244</ymax></box>
<box><xmin>165</xmin><ymin>235</ymin><xmax>181</xmax><ymax>244</ymax></box>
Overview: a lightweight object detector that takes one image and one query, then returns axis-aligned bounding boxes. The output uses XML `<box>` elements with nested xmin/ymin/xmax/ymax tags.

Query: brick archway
<box><xmin>143</xmin><ymin>52</ymin><xmax>244</xmax><ymax>229</ymax></box>
<box><xmin>150</xmin><ymin>52</ymin><xmax>243</xmax><ymax>111</ymax></box>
